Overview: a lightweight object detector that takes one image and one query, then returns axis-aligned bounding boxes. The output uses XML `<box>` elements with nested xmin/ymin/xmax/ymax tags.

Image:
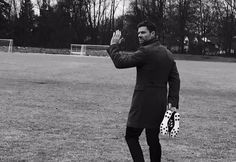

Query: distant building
<box><xmin>232</xmin><ymin>36</ymin><xmax>236</xmax><ymax>54</ymax></box>
<box><xmin>232</xmin><ymin>36</ymin><xmax>236</xmax><ymax>50</ymax></box>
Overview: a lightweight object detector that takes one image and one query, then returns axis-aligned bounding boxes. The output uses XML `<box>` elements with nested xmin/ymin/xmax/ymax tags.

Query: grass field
<box><xmin>0</xmin><ymin>52</ymin><xmax>235</xmax><ymax>162</ymax></box>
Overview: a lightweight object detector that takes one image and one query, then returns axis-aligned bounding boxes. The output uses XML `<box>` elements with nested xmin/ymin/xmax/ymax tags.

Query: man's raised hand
<box><xmin>110</xmin><ymin>30</ymin><xmax>123</xmax><ymax>45</ymax></box>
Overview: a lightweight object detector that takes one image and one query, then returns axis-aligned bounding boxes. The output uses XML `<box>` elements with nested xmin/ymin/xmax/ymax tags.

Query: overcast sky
<box><xmin>32</xmin><ymin>0</ymin><xmax>131</xmax><ymax>17</ymax></box>
<box><xmin>115</xmin><ymin>0</ymin><xmax>131</xmax><ymax>17</ymax></box>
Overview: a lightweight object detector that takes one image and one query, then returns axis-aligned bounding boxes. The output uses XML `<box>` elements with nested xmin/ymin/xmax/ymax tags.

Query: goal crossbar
<box><xmin>70</xmin><ymin>44</ymin><xmax>109</xmax><ymax>55</ymax></box>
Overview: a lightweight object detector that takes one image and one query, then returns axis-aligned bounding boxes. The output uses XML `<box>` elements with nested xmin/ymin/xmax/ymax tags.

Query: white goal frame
<box><xmin>0</xmin><ymin>39</ymin><xmax>13</xmax><ymax>53</ymax></box>
<box><xmin>70</xmin><ymin>44</ymin><xmax>109</xmax><ymax>55</ymax></box>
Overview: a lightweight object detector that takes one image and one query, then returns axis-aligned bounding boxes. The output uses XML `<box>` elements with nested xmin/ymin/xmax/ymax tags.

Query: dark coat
<box><xmin>107</xmin><ymin>39</ymin><xmax>180</xmax><ymax>128</ymax></box>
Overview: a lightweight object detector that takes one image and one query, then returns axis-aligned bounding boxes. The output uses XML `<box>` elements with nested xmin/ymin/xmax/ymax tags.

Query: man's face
<box><xmin>138</xmin><ymin>26</ymin><xmax>155</xmax><ymax>44</ymax></box>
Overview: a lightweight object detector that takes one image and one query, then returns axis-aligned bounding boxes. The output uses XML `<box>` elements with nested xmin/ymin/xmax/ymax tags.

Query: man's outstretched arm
<box><xmin>107</xmin><ymin>30</ymin><xmax>146</xmax><ymax>68</ymax></box>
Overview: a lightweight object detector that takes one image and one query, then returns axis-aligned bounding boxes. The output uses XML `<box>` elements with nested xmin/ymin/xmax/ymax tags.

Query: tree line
<box><xmin>0</xmin><ymin>0</ymin><xmax>236</xmax><ymax>55</ymax></box>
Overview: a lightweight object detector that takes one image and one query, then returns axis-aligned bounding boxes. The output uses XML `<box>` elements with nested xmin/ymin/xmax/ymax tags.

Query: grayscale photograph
<box><xmin>0</xmin><ymin>0</ymin><xmax>235</xmax><ymax>161</ymax></box>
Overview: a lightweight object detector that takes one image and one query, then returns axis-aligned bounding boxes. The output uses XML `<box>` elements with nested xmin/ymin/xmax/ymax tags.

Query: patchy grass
<box><xmin>0</xmin><ymin>52</ymin><xmax>235</xmax><ymax>161</ymax></box>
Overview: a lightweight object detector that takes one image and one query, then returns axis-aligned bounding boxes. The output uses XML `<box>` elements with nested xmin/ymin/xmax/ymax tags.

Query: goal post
<box><xmin>0</xmin><ymin>39</ymin><xmax>13</xmax><ymax>53</ymax></box>
<box><xmin>70</xmin><ymin>44</ymin><xmax>109</xmax><ymax>56</ymax></box>
<box><xmin>71</xmin><ymin>44</ymin><xmax>86</xmax><ymax>55</ymax></box>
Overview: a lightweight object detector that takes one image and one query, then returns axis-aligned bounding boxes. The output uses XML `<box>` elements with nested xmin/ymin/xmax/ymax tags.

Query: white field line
<box><xmin>7</xmin><ymin>52</ymin><xmax>110</xmax><ymax>59</ymax></box>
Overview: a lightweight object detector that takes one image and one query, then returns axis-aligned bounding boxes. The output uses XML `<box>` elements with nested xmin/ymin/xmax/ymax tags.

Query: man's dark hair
<box><xmin>137</xmin><ymin>20</ymin><xmax>156</xmax><ymax>33</ymax></box>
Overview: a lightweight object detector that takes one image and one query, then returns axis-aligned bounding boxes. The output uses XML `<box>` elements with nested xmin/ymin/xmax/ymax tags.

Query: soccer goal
<box><xmin>0</xmin><ymin>39</ymin><xmax>13</xmax><ymax>53</ymax></box>
<box><xmin>70</xmin><ymin>44</ymin><xmax>109</xmax><ymax>56</ymax></box>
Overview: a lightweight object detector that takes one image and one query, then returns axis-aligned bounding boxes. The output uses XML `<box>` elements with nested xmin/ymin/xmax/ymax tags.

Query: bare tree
<box><xmin>8</xmin><ymin>0</ymin><xmax>18</xmax><ymax>19</ymax></box>
<box><xmin>223</xmin><ymin>0</ymin><xmax>235</xmax><ymax>54</ymax></box>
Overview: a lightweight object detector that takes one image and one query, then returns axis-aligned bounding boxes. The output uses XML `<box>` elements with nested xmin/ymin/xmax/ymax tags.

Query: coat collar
<box><xmin>140</xmin><ymin>38</ymin><xmax>160</xmax><ymax>47</ymax></box>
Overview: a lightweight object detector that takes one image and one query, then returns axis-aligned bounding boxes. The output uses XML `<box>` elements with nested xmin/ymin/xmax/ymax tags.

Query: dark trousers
<box><xmin>125</xmin><ymin>126</ymin><xmax>161</xmax><ymax>162</ymax></box>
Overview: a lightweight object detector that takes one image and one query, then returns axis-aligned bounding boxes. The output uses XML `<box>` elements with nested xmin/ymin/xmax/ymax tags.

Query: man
<box><xmin>107</xmin><ymin>20</ymin><xmax>180</xmax><ymax>162</ymax></box>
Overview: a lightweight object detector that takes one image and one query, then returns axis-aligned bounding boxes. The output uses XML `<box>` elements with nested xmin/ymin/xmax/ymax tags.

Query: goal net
<box><xmin>0</xmin><ymin>39</ymin><xmax>13</xmax><ymax>53</ymax></box>
<box><xmin>70</xmin><ymin>44</ymin><xmax>109</xmax><ymax>56</ymax></box>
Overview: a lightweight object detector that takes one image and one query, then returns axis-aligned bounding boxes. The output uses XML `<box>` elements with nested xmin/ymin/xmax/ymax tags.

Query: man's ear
<box><xmin>151</xmin><ymin>31</ymin><xmax>156</xmax><ymax>38</ymax></box>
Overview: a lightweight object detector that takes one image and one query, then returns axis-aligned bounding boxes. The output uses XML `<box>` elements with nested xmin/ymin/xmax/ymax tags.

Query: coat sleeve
<box><xmin>168</xmin><ymin>61</ymin><xmax>180</xmax><ymax>109</ymax></box>
<box><xmin>106</xmin><ymin>44</ymin><xmax>146</xmax><ymax>69</ymax></box>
